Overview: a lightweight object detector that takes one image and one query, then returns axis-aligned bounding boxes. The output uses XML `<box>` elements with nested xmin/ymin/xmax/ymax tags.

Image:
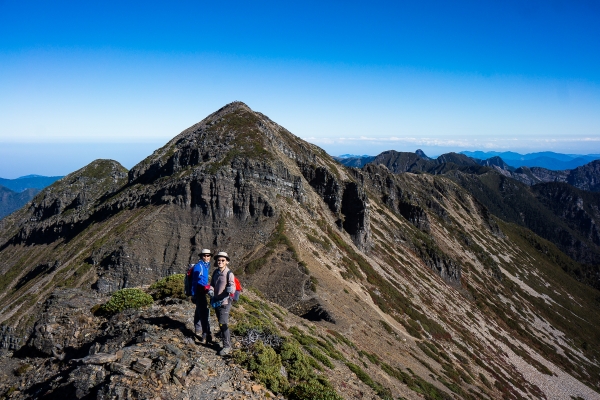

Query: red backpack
<box><xmin>227</xmin><ymin>271</ymin><xmax>243</xmax><ymax>301</ymax></box>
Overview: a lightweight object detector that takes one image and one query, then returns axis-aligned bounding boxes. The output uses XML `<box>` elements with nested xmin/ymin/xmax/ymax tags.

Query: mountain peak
<box><xmin>128</xmin><ymin>101</ymin><xmax>326</xmax><ymax>185</ymax></box>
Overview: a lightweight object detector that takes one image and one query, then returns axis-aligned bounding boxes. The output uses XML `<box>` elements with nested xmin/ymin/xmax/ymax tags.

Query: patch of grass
<box><xmin>380</xmin><ymin>363</ymin><xmax>453</xmax><ymax>400</ymax></box>
<box><xmin>327</xmin><ymin>329</ymin><xmax>356</xmax><ymax>348</ymax></box>
<box><xmin>345</xmin><ymin>362</ymin><xmax>392</xmax><ymax>399</ymax></box>
<box><xmin>58</xmin><ymin>262</ymin><xmax>94</xmax><ymax>288</ymax></box>
<box><xmin>305</xmin><ymin>346</ymin><xmax>334</xmax><ymax>369</ymax></box>
<box><xmin>380</xmin><ymin>320</ymin><xmax>394</xmax><ymax>335</ymax></box>
<box><xmin>306</xmin><ymin>233</ymin><xmax>332</xmax><ymax>252</ymax></box>
<box><xmin>309</xmin><ymin>276</ymin><xmax>318</xmax><ymax>292</ymax></box>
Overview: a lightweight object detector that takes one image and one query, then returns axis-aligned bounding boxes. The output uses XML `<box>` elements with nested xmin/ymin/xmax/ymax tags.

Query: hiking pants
<box><xmin>215</xmin><ymin>302</ymin><xmax>232</xmax><ymax>348</ymax></box>
<box><xmin>193</xmin><ymin>291</ymin><xmax>211</xmax><ymax>335</ymax></box>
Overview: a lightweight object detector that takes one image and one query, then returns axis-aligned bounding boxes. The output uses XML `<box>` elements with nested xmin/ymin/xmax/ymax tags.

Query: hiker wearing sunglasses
<box><xmin>207</xmin><ymin>251</ymin><xmax>236</xmax><ymax>356</ymax></box>
<box><xmin>191</xmin><ymin>249</ymin><xmax>213</xmax><ymax>344</ymax></box>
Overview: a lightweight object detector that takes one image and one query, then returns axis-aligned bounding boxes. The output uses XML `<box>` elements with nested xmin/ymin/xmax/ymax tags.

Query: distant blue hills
<box><xmin>0</xmin><ymin>175</ymin><xmax>63</xmax><ymax>193</ymax></box>
<box><xmin>460</xmin><ymin>151</ymin><xmax>600</xmax><ymax>171</ymax></box>
<box><xmin>0</xmin><ymin>175</ymin><xmax>63</xmax><ymax>220</ymax></box>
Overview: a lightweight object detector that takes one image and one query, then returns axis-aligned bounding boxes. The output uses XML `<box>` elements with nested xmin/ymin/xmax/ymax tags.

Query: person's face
<box><xmin>202</xmin><ymin>254</ymin><xmax>211</xmax><ymax>261</ymax></box>
<box><xmin>216</xmin><ymin>258</ymin><xmax>228</xmax><ymax>269</ymax></box>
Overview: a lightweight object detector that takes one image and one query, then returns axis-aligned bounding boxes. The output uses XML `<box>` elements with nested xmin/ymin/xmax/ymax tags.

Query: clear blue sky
<box><xmin>1</xmin><ymin>0</ymin><xmax>600</xmax><ymax>177</ymax></box>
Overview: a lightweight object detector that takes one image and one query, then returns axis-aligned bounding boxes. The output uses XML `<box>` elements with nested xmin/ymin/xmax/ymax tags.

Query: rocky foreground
<box><xmin>0</xmin><ymin>288</ymin><xmax>390</xmax><ymax>400</ymax></box>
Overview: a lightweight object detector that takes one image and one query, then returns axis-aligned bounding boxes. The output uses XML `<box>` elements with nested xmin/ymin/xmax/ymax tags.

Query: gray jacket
<box><xmin>210</xmin><ymin>267</ymin><xmax>235</xmax><ymax>305</ymax></box>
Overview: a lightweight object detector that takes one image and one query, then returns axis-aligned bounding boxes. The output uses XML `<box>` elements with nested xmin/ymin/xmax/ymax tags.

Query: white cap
<box><xmin>200</xmin><ymin>249</ymin><xmax>213</xmax><ymax>255</ymax></box>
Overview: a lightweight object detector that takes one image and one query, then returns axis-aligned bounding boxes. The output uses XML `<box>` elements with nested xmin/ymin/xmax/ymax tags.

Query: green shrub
<box><xmin>97</xmin><ymin>288</ymin><xmax>153</xmax><ymax>315</ymax></box>
<box><xmin>235</xmin><ymin>341</ymin><xmax>289</xmax><ymax>394</ymax></box>
<box><xmin>287</xmin><ymin>378</ymin><xmax>343</xmax><ymax>400</ymax></box>
<box><xmin>280</xmin><ymin>340</ymin><xmax>317</xmax><ymax>382</ymax></box>
<box><xmin>306</xmin><ymin>346</ymin><xmax>334</xmax><ymax>369</ymax></box>
<box><xmin>149</xmin><ymin>274</ymin><xmax>186</xmax><ymax>300</ymax></box>
<box><xmin>345</xmin><ymin>362</ymin><xmax>392</xmax><ymax>399</ymax></box>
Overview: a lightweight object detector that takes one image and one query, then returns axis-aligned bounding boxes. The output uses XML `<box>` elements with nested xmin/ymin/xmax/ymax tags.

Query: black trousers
<box><xmin>193</xmin><ymin>290</ymin><xmax>211</xmax><ymax>335</ymax></box>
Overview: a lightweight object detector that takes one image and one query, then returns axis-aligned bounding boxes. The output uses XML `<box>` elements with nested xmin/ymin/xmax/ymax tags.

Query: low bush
<box><xmin>96</xmin><ymin>288</ymin><xmax>153</xmax><ymax>315</ymax></box>
<box><xmin>148</xmin><ymin>274</ymin><xmax>186</xmax><ymax>300</ymax></box>
<box><xmin>287</xmin><ymin>378</ymin><xmax>343</xmax><ymax>400</ymax></box>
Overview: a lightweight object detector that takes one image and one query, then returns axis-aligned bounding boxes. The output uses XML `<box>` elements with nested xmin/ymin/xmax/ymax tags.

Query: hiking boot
<box><xmin>206</xmin><ymin>335</ymin><xmax>213</xmax><ymax>344</ymax></box>
<box><xmin>218</xmin><ymin>346</ymin><xmax>232</xmax><ymax>356</ymax></box>
<box><xmin>199</xmin><ymin>333</ymin><xmax>207</xmax><ymax>344</ymax></box>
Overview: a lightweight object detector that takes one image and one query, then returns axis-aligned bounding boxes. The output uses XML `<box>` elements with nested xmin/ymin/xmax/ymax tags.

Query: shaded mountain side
<box><xmin>444</xmin><ymin>170</ymin><xmax>600</xmax><ymax>289</ymax></box>
<box><xmin>0</xmin><ymin>186</ymin><xmax>39</xmax><ymax>220</ymax></box>
<box><xmin>568</xmin><ymin>159</ymin><xmax>600</xmax><ymax>192</ymax></box>
<box><xmin>0</xmin><ymin>102</ymin><xmax>599</xmax><ymax>399</ymax></box>
<box><xmin>477</xmin><ymin>156</ymin><xmax>514</xmax><ymax>171</ymax></box>
<box><xmin>370</xmin><ymin>150</ymin><xmax>490</xmax><ymax>176</ymax></box>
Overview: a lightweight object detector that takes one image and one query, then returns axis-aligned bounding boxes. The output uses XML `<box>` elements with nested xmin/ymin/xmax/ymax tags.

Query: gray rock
<box><xmin>131</xmin><ymin>357</ymin><xmax>152</xmax><ymax>373</ymax></box>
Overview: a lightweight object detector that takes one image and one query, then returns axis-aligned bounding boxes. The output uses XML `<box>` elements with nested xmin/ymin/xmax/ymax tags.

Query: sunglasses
<box><xmin>202</xmin><ymin>254</ymin><xmax>211</xmax><ymax>257</ymax></box>
<box><xmin>216</xmin><ymin>259</ymin><xmax>227</xmax><ymax>263</ymax></box>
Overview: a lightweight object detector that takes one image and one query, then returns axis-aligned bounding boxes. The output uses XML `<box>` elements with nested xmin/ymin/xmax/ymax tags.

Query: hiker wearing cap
<box><xmin>191</xmin><ymin>249</ymin><xmax>213</xmax><ymax>344</ymax></box>
<box><xmin>208</xmin><ymin>251</ymin><xmax>236</xmax><ymax>356</ymax></box>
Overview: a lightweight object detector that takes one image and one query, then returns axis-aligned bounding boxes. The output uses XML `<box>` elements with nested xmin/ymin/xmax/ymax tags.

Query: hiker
<box><xmin>208</xmin><ymin>251</ymin><xmax>236</xmax><ymax>356</ymax></box>
<box><xmin>191</xmin><ymin>249</ymin><xmax>213</xmax><ymax>343</ymax></box>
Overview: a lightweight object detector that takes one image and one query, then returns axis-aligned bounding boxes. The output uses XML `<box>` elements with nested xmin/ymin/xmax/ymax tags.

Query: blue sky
<box><xmin>1</xmin><ymin>0</ymin><xmax>600</xmax><ymax>178</ymax></box>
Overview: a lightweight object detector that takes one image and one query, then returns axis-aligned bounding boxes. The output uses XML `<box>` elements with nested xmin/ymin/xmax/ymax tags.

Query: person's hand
<box><xmin>208</xmin><ymin>287</ymin><xmax>214</xmax><ymax>297</ymax></box>
<box><xmin>226</xmin><ymin>285</ymin><xmax>235</xmax><ymax>294</ymax></box>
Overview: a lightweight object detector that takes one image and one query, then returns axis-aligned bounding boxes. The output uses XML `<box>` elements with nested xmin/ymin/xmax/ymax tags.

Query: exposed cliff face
<box><xmin>1</xmin><ymin>103</ymin><xmax>600</xmax><ymax>400</ymax></box>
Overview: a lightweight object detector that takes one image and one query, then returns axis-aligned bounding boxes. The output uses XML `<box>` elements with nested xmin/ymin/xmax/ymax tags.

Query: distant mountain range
<box><xmin>337</xmin><ymin>150</ymin><xmax>600</xmax><ymax>192</ymax></box>
<box><xmin>461</xmin><ymin>151</ymin><xmax>600</xmax><ymax>170</ymax></box>
<box><xmin>338</xmin><ymin>151</ymin><xmax>600</xmax><ymax>171</ymax></box>
<box><xmin>0</xmin><ymin>174</ymin><xmax>63</xmax><ymax>192</ymax></box>
<box><xmin>0</xmin><ymin>175</ymin><xmax>62</xmax><ymax>219</ymax></box>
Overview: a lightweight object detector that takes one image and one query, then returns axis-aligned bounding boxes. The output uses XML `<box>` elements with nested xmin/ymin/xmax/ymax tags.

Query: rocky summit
<box><xmin>1</xmin><ymin>102</ymin><xmax>599</xmax><ymax>399</ymax></box>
